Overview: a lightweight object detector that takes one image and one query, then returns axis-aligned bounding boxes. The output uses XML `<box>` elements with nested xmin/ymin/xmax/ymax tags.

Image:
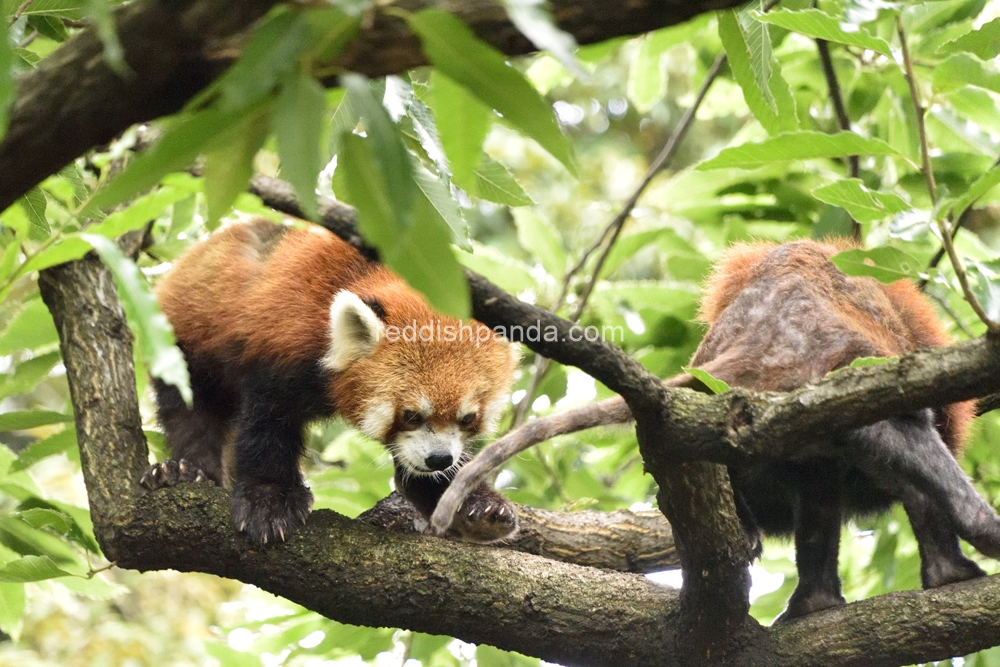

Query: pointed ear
<box><xmin>324</xmin><ymin>291</ymin><xmax>386</xmax><ymax>372</ymax></box>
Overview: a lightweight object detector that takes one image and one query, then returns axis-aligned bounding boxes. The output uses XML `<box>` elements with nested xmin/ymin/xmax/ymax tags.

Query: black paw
<box><xmin>772</xmin><ymin>590</ymin><xmax>845</xmax><ymax>625</ymax></box>
<box><xmin>922</xmin><ymin>555</ymin><xmax>986</xmax><ymax>588</ymax></box>
<box><xmin>451</xmin><ymin>493</ymin><xmax>518</xmax><ymax>543</ymax></box>
<box><xmin>232</xmin><ymin>481</ymin><xmax>313</xmax><ymax>544</ymax></box>
<box><xmin>140</xmin><ymin>459</ymin><xmax>212</xmax><ymax>491</ymax></box>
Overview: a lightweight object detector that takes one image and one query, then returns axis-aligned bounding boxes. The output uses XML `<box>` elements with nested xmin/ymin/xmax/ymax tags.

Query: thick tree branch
<box><xmin>0</xmin><ymin>0</ymin><xmax>749</xmax><ymax>212</ymax></box>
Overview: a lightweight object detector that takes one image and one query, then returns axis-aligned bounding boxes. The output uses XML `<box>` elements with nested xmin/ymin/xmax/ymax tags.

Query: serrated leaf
<box><xmin>93</xmin><ymin>104</ymin><xmax>267</xmax><ymax>209</ymax></box>
<box><xmin>513</xmin><ymin>208</ymin><xmax>565</xmax><ymax>279</ymax></box>
<box><xmin>407</xmin><ymin>9</ymin><xmax>575</xmax><ymax>174</ymax></box>
<box><xmin>698</xmin><ymin>131</ymin><xmax>906</xmax><ymax>170</ymax></box>
<box><xmin>718</xmin><ymin>9</ymin><xmax>798</xmax><ymax>135</ymax></box>
<box><xmin>218</xmin><ymin>11</ymin><xmax>309</xmax><ymax>112</ymax></box>
<box><xmin>383</xmin><ymin>191</ymin><xmax>470</xmax><ymax>319</ymax></box>
<box><xmin>81</xmin><ymin>234</ymin><xmax>192</xmax><ymax>404</ymax></box>
<box><xmin>754</xmin><ymin>8</ymin><xmax>893</xmax><ymax>57</ymax></box>
<box><xmin>683</xmin><ymin>367</ymin><xmax>731</xmax><ymax>394</ymax></box>
<box><xmin>342</xmin><ymin>74</ymin><xmax>416</xmax><ymax>228</ymax></box>
<box><xmin>939</xmin><ymin>17</ymin><xmax>1000</xmax><ymax>59</ymax></box>
<box><xmin>205</xmin><ymin>106</ymin><xmax>270</xmax><ymax>227</ymax></box>
<box><xmin>412</xmin><ymin>163</ymin><xmax>470</xmax><ymax>248</ymax></box>
<box><xmin>473</xmin><ymin>156</ymin><xmax>532</xmax><ymax>206</ymax></box>
<box><xmin>0</xmin><ymin>555</ymin><xmax>73</xmax><ymax>582</ymax></box>
<box><xmin>419</xmin><ymin>70</ymin><xmax>491</xmax><ymax>192</ymax></box>
<box><xmin>933</xmin><ymin>54</ymin><xmax>1000</xmax><ymax>95</ymax></box>
<box><xmin>274</xmin><ymin>68</ymin><xmax>326</xmax><ymax>221</ymax></box>
<box><xmin>0</xmin><ymin>298</ymin><xmax>58</xmax><ymax>355</ymax></box>
<box><xmin>813</xmin><ymin>179</ymin><xmax>910</xmax><ymax>223</ymax></box>
<box><xmin>0</xmin><ymin>411</ymin><xmax>73</xmax><ymax>431</ymax></box>
<box><xmin>830</xmin><ymin>247</ymin><xmax>921</xmax><ymax>283</ymax></box>
<box><xmin>19</xmin><ymin>0</ymin><xmax>86</xmax><ymax>19</ymax></box>
<box><xmin>19</xmin><ymin>189</ymin><xmax>49</xmax><ymax>240</ymax></box>
<box><xmin>11</xmin><ymin>428</ymin><xmax>76</xmax><ymax>472</ymax></box>
<box><xmin>738</xmin><ymin>7</ymin><xmax>775</xmax><ymax>113</ymax></box>
<box><xmin>27</xmin><ymin>15</ymin><xmax>69</xmax><ymax>42</ymax></box>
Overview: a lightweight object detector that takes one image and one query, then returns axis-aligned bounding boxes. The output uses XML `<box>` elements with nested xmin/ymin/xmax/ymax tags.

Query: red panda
<box><xmin>140</xmin><ymin>219</ymin><xmax>520</xmax><ymax>544</ymax></box>
<box><xmin>690</xmin><ymin>239</ymin><xmax>999</xmax><ymax>622</ymax></box>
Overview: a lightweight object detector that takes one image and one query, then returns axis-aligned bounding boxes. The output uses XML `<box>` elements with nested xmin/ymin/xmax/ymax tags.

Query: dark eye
<box><xmin>402</xmin><ymin>410</ymin><xmax>424</xmax><ymax>428</ymax></box>
<box><xmin>459</xmin><ymin>413</ymin><xmax>477</xmax><ymax>428</ymax></box>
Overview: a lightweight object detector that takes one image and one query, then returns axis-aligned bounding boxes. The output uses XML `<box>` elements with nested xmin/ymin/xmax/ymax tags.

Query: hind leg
<box><xmin>774</xmin><ymin>462</ymin><xmax>846</xmax><ymax>623</ymax></box>
<box><xmin>838</xmin><ymin>410</ymin><xmax>1000</xmax><ymax>561</ymax></box>
<box><xmin>902</xmin><ymin>489</ymin><xmax>986</xmax><ymax>588</ymax></box>
<box><xmin>141</xmin><ymin>379</ymin><xmax>230</xmax><ymax>489</ymax></box>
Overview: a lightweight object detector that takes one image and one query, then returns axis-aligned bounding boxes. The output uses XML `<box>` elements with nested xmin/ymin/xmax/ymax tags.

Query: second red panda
<box><xmin>142</xmin><ymin>219</ymin><xmax>519</xmax><ymax>544</ymax></box>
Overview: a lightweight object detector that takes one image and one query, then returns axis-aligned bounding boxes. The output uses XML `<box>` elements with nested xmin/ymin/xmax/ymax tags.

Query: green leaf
<box><xmin>933</xmin><ymin>54</ymin><xmax>1000</xmax><ymax>96</ymax></box>
<box><xmin>718</xmin><ymin>9</ymin><xmax>798</xmax><ymax>135</ymax></box>
<box><xmin>0</xmin><ymin>351</ymin><xmax>60</xmax><ymax>400</ymax></box>
<box><xmin>627</xmin><ymin>31</ymin><xmax>667</xmax><ymax>113</ymax></box>
<box><xmin>305</xmin><ymin>6</ymin><xmax>359</xmax><ymax>62</ymax></box>
<box><xmin>84</xmin><ymin>0</ymin><xmax>125</xmax><ymax>74</ymax></box>
<box><xmin>274</xmin><ymin>68</ymin><xmax>327</xmax><ymax>221</ymax></box>
<box><xmin>19</xmin><ymin>0</ymin><xmax>86</xmax><ymax>19</ymax></box>
<box><xmin>966</xmin><ymin>259</ymin><xmax>1000</xmax><ymax>323</ymax></box>
<box><xmin>412</xmin><ymin>163</ymin><xmax>470</xmax><ymax>248</ymax></box>
<box><xmin>948</xmin><ymin>164</ymin><xmax>1000</xmax><ymax>221</ymax></box>
<box><xmin>754</xmin><ymin>8</ymin><xmax>892</xmax><ymax>56</ymax></box>
<box><xmin>849</xmin><ymin>356</ymin><xmax>895</xmax><ymax>368</ymax></box>
<box><xmin>456</xmin><ymin>243</ymin><xmax>536</xmax><ymax>294</ymax></box>
<box><xmin>0</xmin><ymin>239</ymin><xmax>21</xmax><ymax>283</ymax></box>
<box><xmin>383</xmin><ymin>191</ymin><xmax>470</xmax><ymax>319</ymax></box>
<box><xmin>27</xmin><ymin>15</ymin><xmax>69</xmax><ymax>42</ymax></box>
<box><xmin>0</xmin><ymin>411</ymin><xmax>73</xmax><ymax>431</ymax></box>
<box><xmin>0</xmin><ymin>582</ymin><xmax>24</xmax><ymax>639</ymax></box>
<box><xmin>205</xmin><ymin>106</ymin><xmax>270</xmax><ymax>226</ymax></box>
<box><xmin>698</xmin><ymin>131</ymin><xmax>906</xmax><ymax>170</ymax></box>
<box><xmin>420</xmin><ymin>70</ymin><xmax>492</xmax><ymax>191</ymax></box>
<box><xmin>93</xmin><ymin>103</ymin><xmax>267</xmax><ymax>209</ymax></box>
<box><xmin>336</xmin><ymin>132</ymin><xmax>400</xmax><ymax>249</ymax></box>
<box><xmin>82</xmin><ymin>234</ymin><xmax>192</xmax><ymax>404</ymax></box>
<box><xmin>407</xmin><ymin>9</ymin><xmax>575</xmax><ymax>174</ymax></box>
<box><xmin>812</xmin><ymin>179</ymin><xmax>910</xmax><ymax>223</ymax></box>
<box><xmin>0</xmin><ymin>555</ymin><xmax>73</xmax><ymax>582</ymax></box>
<box><xmin>472</xmin><ymin>156</ymin><xmax>532</xmax><ymax>206</ymax></box>
<box><xmin>830</xmin><ymin>247</ymin><xmax>922</xmax><ymax>284</ymax></box>
<box><xmin>939</xmin><ymin>17</ymin><xmax>1000</xmax><ymax>59</ymax></box>
<box><xmin>87</xmin><ymin>185</ymin><xmax>190</xmax><ymax>239</ymax></box>
<box><xmin>0</xmin><ymin>298</ymin><xmax>58</xmax><ymax>355</ymax></box>
<box><xmin>19</xmin><ymin>189</ymin><xmax>49</xmax><ymax>240</ymax></box>
<box><xmin>14</xmin><ymin>508</ymin><xmax>72</xmax><ymax>535</ymax></box>
<box><xmin>513</xmin><ymin>208</ymin><xmax>565</xmax><ymax>279</ymax></box>
<box><xmin>10</xmin><ymin>428</ymin><xmax>76</xmax><ymax>472</ymax></box>
<box><xmin>18</xmin><ymin>236</ymin><xmax>92</xmax><ymax>274</ymax></box>
<box><xmin>475</xmin><ymin>644</ymin><xmax>539</xmax><ymax>667</ymax></box>
<box><xmin>682</xmin><ymin>367</ymin><xmax>731</xmax><ymax>394</ymax></box>
<box><xmin>218</xmin><ymin>10</ymin><xmax>309</xmax><ymax>113</ymax></box>
<box><xmin>738</xmin><ymin>6</ymin><xmax>775</xmax><ymax>113</ymax></box>
<box><xmin>342</xmin><ymin>74</ymin><xmax>416</xmax><ymax>227</ymax></box>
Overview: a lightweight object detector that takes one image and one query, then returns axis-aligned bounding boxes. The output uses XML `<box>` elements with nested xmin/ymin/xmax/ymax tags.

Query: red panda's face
<box><xmin>324</xmin><ymin>290</ymin><xmax>518</xmax><ymax>477</ymax></box>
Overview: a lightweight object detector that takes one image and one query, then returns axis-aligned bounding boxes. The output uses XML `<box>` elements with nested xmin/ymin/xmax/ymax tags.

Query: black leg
<box><xmin>903</xmin><ymin>489</ymin><xmax>986</xmax><ymax>588</ymax></box>
<box><xmin>774</xmin><ymin>462</ymin><xmax>846</xmax><ymax>623</ymax></box>
<box><xmin>142</xmin><ymin>379</ymin><xmax>230</xmax><ymax>489</ymax></box>
<box><xmin>395</xmin><ymin>466</ymin><xmax>517</xmax><ymax>543</ymax></box>
<box><xmin>838</xmin><ymin>410</ymin><xmax>1000</xmax><ymax>560</ymax></box>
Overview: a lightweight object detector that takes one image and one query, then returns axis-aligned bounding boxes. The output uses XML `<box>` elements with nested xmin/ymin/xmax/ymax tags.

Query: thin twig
<box><xmin>897</xmin><ymin>16</ymin><xmax>999</xmax><ymax>335</ymax></box>
<box><xmin>11</xmin><ymin>0</ymin><xmax>34</xmax><ymax>21</ymax></box>
<box><xmin>924</xmin><ymin>286</ymin><xmax>974</xmax><ymax>338</ymax></box>
<box><xmin>510</xmin><ymin>53</ymin><xmax>728</xmax><ymax>427</ymax></box>
<box><xmin>815</xmin><ymin>36</ymin><xmax>861</xmax><ymax>240</ymax></box>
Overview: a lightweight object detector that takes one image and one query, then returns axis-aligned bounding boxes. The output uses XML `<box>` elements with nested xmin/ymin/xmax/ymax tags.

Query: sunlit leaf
<box><xmin>682</xmin><ymin>367</ymin><xmax>731</xmax><ymax>394</ymax></box>
<box><xmin>19</xmin><ymin>189</ymin><xmax>49</xmax><ymax>240</ymax></box>
<box><xmin>0</xmin><ymin>298</ymin><xmax>58</xmax><ymax>355</ymax></box>
<box><xmin>0</xmin><ymin>582</ymin><xmax>24</xmax><ymax>639</ymax></box>
<box><xmin>812</xmin><ymin>179</ymin><xmax>910</xmax><ymax>223</ymax></box>
<box><xmin>939</xmin><ymin>17</ymin><xmax>1000</xmax><ymax>59</ymax></box>
<box><xmin>473</xmin><ymin>156</ymin><xmax>532</xmax><ymax>206</ymax></box>
<box><xmin>830</xmin><ymin>247</ymin><xmax>922</xmax><ymax>283</ymax></box>
<box><xmin>514</xmin><ymin>208</ymin><xmax>565</xmax><ymax>279</ymax></box>
<box><xmin>933</xmin><ymin>54</ymin><xmax>1000</xmax><ymax>96</ymax></box>
<box><xmin>88</xmin><ymin>185</ymin><xmax>190</xmax><ymax>239</ymax></box>
<box><xmin>419</xmin><ymin>70</ymin><xmax>492</xmax><ymax>191</ymax></box>
<box><xmin>849</xmin><ymin>356</ymin><xmax>895</xmax><ymax>368</ymax></box>
<box><xmin>0</xmin><ymin>555</ymin><xmax>74</xmax><ymax>582</ymax></box>
<box><xmin>412</xmin><ymin>162</ymin><xmax>469</xmax><ymax>248</ymax></box>
<box><xmin>948</xmin><ymin>164</ymin><xmax>1000</xmax><ymax>221</ymax></box>
<box><xmin>966</xmin><ymin>258</ymin><xmax>1000</xmax><ymax>323</ymax></box>
<box><xmin>205</xmin><ymin>106</ymin><xmax>270</xmax><ymax>226</ymax></box>
<box><xmin>698</xmin><ymin>131</ymin><xmax>906</xmax><ymax>170</ymax></box>
<box><xmin>754</xmin><ymin>8</ymin><xmax>892</xmax><ymax>56</ymax></box>
<box><xmin>500</xmin><ymin>0</ymin><xmax>585</xmax><ymax>79</ymax></box>
<box><xmin>407</xmin><ymin>9</ymin><xmax>575</xmax><ymax>174</ymax></box>
<box><xmin>11</xmin><ymin>428</ymin><xmax>76</xmax><ymax>472</ymax></box>
<box><xmin>0</xmin><ymin>351</ymin><xmax>60</xmax><ymax>400</ymax></box>
<box><xmin>0</xmin><ymin>410</ymin><xmax>73</xmax><ymax>431</ymax></box>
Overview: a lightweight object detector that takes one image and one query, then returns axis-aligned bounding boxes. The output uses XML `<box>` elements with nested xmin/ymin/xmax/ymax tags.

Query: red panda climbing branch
<box><xmin>141</xmin><ymin>219</ymin><xmax>519</xmax><ymax>544</ymax></box>
<box><xmin>434</xmin><ymin>239</ymin><xmax>1000</xmax><ymax>622</ymax></box>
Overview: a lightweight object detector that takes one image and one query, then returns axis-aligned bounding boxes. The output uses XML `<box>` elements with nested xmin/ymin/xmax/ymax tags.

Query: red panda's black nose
<box><xmin>425</xmin><ymin>454</ymin><xmax>453</xmax><ymax>471</ymax></box>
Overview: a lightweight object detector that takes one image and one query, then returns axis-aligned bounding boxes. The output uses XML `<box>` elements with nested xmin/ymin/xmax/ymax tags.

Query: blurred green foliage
<box><xmin>0</xmin><ymin>0</ymin><xmax>999</xmax><ymax>665</ymax></box>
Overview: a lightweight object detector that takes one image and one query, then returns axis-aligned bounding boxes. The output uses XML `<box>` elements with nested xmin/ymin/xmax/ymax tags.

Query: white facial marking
<box><xmin>481</xmin><ymin>394</ymin><xmax>508</xmax><ymax>435</ymax></box>
<box><xmin>358</xmin><ymin>401</ymin><xmax>394</xmax><ymax>441</ymax></box>
<box><xmin>418</xmin><ymin>395</ymin><xmax>433</xmax><ymax>416</ymax></box>
<box><xmin>458</xmin><ymin>391</ymin><xmax>478</xmax><ymax>421</ymax></box>
<box><xmin>324</xmin><ymin>291</ymin><xmax>385</xmax><ymax>372</ymax></box>
<box><xmin>393</xmin><ymin>424</ymin><xmax>465</xmax><ymax>476</ymax></box>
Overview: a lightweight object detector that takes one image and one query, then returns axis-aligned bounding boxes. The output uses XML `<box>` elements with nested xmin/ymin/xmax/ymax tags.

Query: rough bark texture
<box><xmin>359</xmin><ymin>492</ymin><xmax>680</xmax><ymax>573</ymax></box>
<box><xmin>0</xmin><ymin>0</ymin><xmax>748</xmax><ymax>212</ymax></box>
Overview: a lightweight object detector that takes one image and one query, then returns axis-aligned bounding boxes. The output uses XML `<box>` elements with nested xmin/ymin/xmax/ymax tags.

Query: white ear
<box><xmin>324</xmin><ymin>291</ymin><xmax>385</xmax><ymax>372</ymax></box>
